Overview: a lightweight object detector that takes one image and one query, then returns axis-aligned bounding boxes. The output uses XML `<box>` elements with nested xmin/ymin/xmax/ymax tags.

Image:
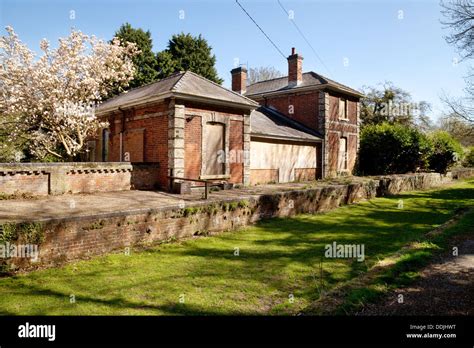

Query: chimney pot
<box><xmin>291</xmin><ymin>47</ymin><xmax>296</xmax><ymax>55</ymax></box>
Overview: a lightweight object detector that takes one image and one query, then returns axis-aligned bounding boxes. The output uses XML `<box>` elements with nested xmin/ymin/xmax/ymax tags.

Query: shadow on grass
<box><xmin>0</xmin><ymin>281</ymin><xmax>231</xmax><ymax>316</ymax></box>
<box><xmin>0</xmin><ymin>180</ymin><xmax>472</xmax><ymax>315</ymax></box>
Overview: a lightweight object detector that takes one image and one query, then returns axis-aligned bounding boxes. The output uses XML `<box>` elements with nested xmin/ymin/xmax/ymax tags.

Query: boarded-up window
<box><xmin>123</xmin><ymin>129</ymin><xmax>145</xmax><ymax>162</ymax></box>
<box><xmin>338</xmin><ymin>137</ymin><xmax>348</xmax><ymax>171</ymax></box>
<box><xmin>338</xmin><ymin>99</ymin><xmax>348</xmax><ymax>120</ymax></box>
<box><xmin>205</xmin><ymin>122</ymin><xmax>225</xmax><ymax>176</ymax></box>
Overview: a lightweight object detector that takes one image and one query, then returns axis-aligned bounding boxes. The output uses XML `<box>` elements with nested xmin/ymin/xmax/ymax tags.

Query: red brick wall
<box><xmin>253</xmin><ymin>91</ymin><xmax>320</xmax><ymax>130</ymax></box>
<box><xmin>131</xmin><ymin>164</ymin><xmax>161</xmax><ymax>190</ymax></box>
<box><xmin>66</xmin><ymin>172</ymin><xmax>130</xmax><ymax>194</ymax></box>
<box><xmin>294</xmin><ymin>168</ymin><xmax>317</xmax><ymax>182</ymax></box>
<box><xmin>0</xmin><ymin>172</ymin><xmax>49</xmax><ymax>195</ymax></box>
<box><xmin>184</xmin><ymin>116</ymin><xmax>202</xmax><ymax>180</ymax></box>
<box><xmin>104</xmin><ymin>101</ymin><xmax>169</xmax><ymax>189</ymax></box>
<box><xmin>123</xmin><ymin>129</ymin><xmax>144</xmax><ymax>162</ymax></box>
<box><xmin>327</xmin><ymin>93</ymin><xmax>359</xmax><ymax>176</ymax></box>
<box><xmin>0</xmin><ymin>163</ymin><xmax>132</xmax><ymax>196</ymax></box>
<box><xmin>327</xmin><ymin>132</ymin><xmax>340</xmax><ymax>174</ymax></box>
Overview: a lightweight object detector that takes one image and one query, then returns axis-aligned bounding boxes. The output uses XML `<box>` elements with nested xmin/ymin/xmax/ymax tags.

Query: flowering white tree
<box><xmin>0</xmin><ymin>26</ymin><xmax>138</xmax><ymax>160</ymax></box>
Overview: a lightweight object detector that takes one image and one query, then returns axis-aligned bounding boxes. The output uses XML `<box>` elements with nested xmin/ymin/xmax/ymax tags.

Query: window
<box><xmin>101</xmin><ymin>129</ymin><xmax>109</xmax><ymax>162</ymax></box>
<box><xmin>338</xmin><ymin>137</ymin><xmax>348</xmax><ymax>171</ymax></box>
<box><xmin>338</xmin><ymin>99</ymin><xmax>348</xmax><ymax>120</ymax></box>
<box><xmin>204</xmin><ymin>122</ymin><xmax>225</xmax><ymax>176</ymax></box>
<box><xmin>86</xmin><ymin>141</ymin><xmax>96</xmax><ymax>162</ymax></box>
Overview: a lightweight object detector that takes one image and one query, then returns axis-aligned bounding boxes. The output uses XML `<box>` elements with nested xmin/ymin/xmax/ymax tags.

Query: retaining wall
<box><xmin>1</xmin><ymin>171</ymin><xmax>473</xmax><ymax>272</ymax></box>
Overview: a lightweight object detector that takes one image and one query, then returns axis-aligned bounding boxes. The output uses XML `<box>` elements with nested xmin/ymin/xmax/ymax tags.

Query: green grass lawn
<box><xmin>0</xmin><ymin>179</ymin><xmax>473</xmax><ymax>315</ymax></box>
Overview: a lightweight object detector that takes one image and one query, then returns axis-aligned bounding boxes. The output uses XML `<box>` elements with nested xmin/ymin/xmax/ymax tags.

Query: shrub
<box><xmin>427</xmin><ymin>131</ymin><xmax>463</xmax><ymax>174</ymax></box>
<box><xmin>357</xmin><ymin>123</ymin><xmax>431</xmax><ymax>175</ymax></box>
<box><xmin>463</xmin><ymin>146</ymin><xmax>474</xmax><ymax>167</ymax></box>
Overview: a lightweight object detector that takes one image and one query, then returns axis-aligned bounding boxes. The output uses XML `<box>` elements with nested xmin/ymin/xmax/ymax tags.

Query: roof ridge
<box><xmin>247</xmin><ymin>75</ymin><xmax>287</xmax><ymax>87</ymax></box>
<box><xmin>246</xmin><ymin>70</ymin><xmax>363</xmax><ymax>97</ymax></box>
<box><xmin>247</xmin><ymin>72</ymin><xmax>322</xmax><ymax>88</ymax></box>
<box><xmin>170</xmin><ymin>71</ymin><xmax>187</xmax><ymax>92</ymax></box>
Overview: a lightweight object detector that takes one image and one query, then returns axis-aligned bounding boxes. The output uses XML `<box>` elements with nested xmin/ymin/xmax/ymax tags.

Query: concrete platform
<box><xmin>0</xmin><ymin>181</ymin><xmax>341</xmax><ymax>223</ymax></box>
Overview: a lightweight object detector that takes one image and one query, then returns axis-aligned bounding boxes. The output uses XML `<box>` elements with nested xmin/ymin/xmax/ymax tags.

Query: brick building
<box><xmin>94</xmin><ymin>48</ymin><xmax>363</xmax><ymax>190</ymax></box>
<box><xmin>239</xmin><ymin>47</ymin><xmax>363</xmax><ymax>181</ymax></box>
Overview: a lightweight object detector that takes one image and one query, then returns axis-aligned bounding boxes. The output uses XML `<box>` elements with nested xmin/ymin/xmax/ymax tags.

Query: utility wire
<box><xmin>235</xmin><ymin>0</ymin><xmax>286</xmax><ymax>60</ymax></box>
<box><xmin>277</xmin><ymin>0</ymin><xmax>333</xmax><ymax>76</ymax></box>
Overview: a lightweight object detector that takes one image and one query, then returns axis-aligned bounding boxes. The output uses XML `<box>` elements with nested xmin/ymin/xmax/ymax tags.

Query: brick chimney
<box><xmin>231</xmin><ymin>66</ymin><xmax>247</xmax><ymax>94</ymax></box>
<box><xmin>288</xmin><ymin>47</ymin><xmax>303</xmax><ymax>87</ymax></box>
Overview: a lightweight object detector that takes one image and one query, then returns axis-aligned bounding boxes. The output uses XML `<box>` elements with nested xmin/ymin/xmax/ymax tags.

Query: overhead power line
<box><xmin>277</xmin><ymin>0</ymin><xmax>333</xmax><ymax>76</ymax></box>
<box><xmin>235</xmin><ymin>0</ymin><xmax>287</xmax><ymax>60</ymax></box>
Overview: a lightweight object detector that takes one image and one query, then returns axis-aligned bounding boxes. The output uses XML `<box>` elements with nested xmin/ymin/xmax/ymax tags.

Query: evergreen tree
<box><xmin>156</xmin><ymin>33</ymin><xmax>223</xmax><ymax>84</ymax></box>
<box><xmin>114</xmin><ymin>23</ymin><xmax>158</xmax><ymax>89</ymax></box>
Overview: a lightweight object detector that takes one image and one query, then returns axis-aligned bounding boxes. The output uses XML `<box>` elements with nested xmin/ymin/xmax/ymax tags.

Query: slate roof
<box><xmin>251</xmin><ymin>106</ymin><xmax>322</xmax><ymax>142</ymax></box>
<box><xmin>97</xmin><ymin>71</ymin><xmax>258</xmax><ymax>114</ymax></box>
<box><xmin>245</xmin><ymin>71</ymin><xmax>363</xmax><ymax>97</ymax></box>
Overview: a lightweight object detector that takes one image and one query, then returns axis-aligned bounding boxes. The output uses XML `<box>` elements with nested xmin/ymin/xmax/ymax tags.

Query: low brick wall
<box><xmin>131</xmin><ymin>163</ymin><xmax>161</xmax><ymax>190</ymax></box>
<box><xmin>0</xmin><ymin>162</ymin><xmax>132</xmax><ymax>196</ymax></box>
<box><xmin>1</xmin><ymin>171</ymin><xmax>472</xmax><ymax>272</ymax></box>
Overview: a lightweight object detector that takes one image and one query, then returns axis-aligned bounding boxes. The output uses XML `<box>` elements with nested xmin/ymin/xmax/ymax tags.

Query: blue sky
<box><xmin>0</xmin><ymin>0</ymin><xmax>469</xmax><ymax>121</ymax></box>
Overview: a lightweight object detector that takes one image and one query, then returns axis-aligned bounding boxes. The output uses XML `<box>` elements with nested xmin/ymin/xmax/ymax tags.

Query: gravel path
<box><xmin>357</xmin><ymin>234</ymin><xmax>474</xmax><ymax>316</ymax></box>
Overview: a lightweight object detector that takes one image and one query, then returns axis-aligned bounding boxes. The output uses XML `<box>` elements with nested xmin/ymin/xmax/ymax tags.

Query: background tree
<box><xmin>114</xmin><ymin>23</ymin><xmax>157</xmax><ymax>89</ymax></box>
<box><xmin>156</xmin><ymin>33</ymin><xmax>223</xmax><ymax>83</ymax></box>
<box><xmin>0</xmin><ymin>27</ymin><xmax>137</xmax><ymax>161</ymax></box>
<box><xmin>247</xmin><ymin>66</ymin><xmax>283</xmax><ymax>85</ymax></box>
<box><xmin>360</xmin><ymin>82</ymin><xmax>432</xmax><ymax>130</ymax></box>
<box><xmin>441</xmin><ymin>0</ymin><xmax>474</xmax><ymax>60</ymax></box>
<box><xmin>441</xmin><ymin>0</ymin><xmax>474</xmax><ymax>123</ymax></box>
<box><xmin>463</xmin><ymin>146</ymin><xmax>474</xmax><ymax>166</ymax></box>
<box><xmin>437</xmin><ymin>113</ymin><xmax>474</xmax><ymax>146</ymax></box>
<box><xmin>155</xmin><ymin>50</ymin><xmax>177</xmax><ymax>79</ymax></box>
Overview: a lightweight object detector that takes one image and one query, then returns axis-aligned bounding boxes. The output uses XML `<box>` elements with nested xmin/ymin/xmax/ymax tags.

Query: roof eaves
<box><xmin>95</xmin><ymin>91</ymin><xmax>173</xmax><ymax>116</ymax></box>
<box><xmin>251</xmin><ymin>133</ymin><xmax>322</xmax><ymax>143</ymax></box>
<box><xmin>173</xmin><ymin>91</ymin><xmax>258</xmax><ymax>110</ymax></box>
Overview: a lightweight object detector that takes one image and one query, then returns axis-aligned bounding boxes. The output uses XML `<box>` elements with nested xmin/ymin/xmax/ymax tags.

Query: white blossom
<box><xmin>0</xmin><ymin>26</ymin><xmax>138</xmax><ymax>159</ymax></box>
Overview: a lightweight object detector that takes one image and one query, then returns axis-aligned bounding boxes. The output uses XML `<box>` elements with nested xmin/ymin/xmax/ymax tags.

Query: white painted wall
<box><xmin>250</xmin><ymin>139</ymin><xmax>317</xmax><ymax>182</ymax></box>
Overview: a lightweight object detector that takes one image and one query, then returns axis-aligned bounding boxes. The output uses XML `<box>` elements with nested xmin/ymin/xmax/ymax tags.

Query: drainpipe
<box><xmin>321</xmin><ymin>142</ymin><xmax>325</xmax><ymax>179</ymax></box>
<box><xmin>119</xmin><ymin>133</ymin><xmax>123</xmax><ymax>162</ymax></box>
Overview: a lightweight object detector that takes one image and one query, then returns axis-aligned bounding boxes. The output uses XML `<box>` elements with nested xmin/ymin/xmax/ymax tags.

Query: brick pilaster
<box><xmin>318</xmin><ymin>91</ymin><xmax>330</xmax><ymax>178</ymax></box>
<box><xmin>356</xmin><ymin>101</ymin><xmax>361</xmax><ymax>151</ymax></box>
